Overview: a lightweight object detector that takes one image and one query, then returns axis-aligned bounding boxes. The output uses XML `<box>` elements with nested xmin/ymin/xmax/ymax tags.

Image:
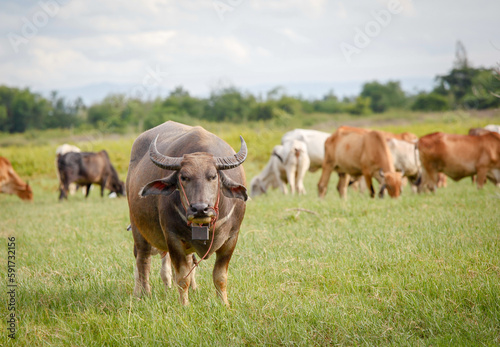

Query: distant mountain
<box><xmin>40</xmin><ymin>78</ymin><xmax>435</xmax><ymax>106</ymax></box>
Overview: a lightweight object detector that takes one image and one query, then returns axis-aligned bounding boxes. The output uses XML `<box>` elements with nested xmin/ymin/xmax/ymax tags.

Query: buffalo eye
<box><xmin>208</xmin><ymin>174</ymin><xmax>217</xmax><ymax>181</ymax></box>
<box><xmin>180</xmin><ymin>175</ymin><xmax>189</xmax><ymax>182</ymax></box>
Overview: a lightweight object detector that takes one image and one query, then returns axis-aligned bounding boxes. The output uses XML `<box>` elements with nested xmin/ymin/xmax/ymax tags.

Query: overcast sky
<box><xmin>1</xmin><ymin>0</ymin><xmax>499</xmax><ymax>104</ymax></box>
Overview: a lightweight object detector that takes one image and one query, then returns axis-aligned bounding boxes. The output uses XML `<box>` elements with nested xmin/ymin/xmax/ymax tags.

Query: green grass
<box><xmin>1</xmin><ymin>111</ymin><xmax>500</xmax><ymax>345</ymax></box>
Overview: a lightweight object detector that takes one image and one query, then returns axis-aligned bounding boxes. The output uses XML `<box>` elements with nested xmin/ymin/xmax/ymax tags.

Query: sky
<box><xmin>1</xmin><ymin>0</ymin><xmax>499</xmax><ymax>105</ymax></box>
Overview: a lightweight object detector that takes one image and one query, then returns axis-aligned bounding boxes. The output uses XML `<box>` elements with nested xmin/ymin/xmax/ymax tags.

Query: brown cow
<box><xmin>126</xmin><ymin>121</ymin><xmax>248</xmax><ymax>306</ymax></box>
<box><xmin>418</xmin><ymin>132</ymin><xmax>500</xmax><ymax>192</ymax></box>
<box><xmin>336</xmin><ymin>125</ymin><xmax>418</xmax><ymax>143</ymax></box>
<box><xmin>0</xmin><ymin>157</ymin><xmax>33</xmax><ymax>201</ymax></box>
<box><xmin>318</xmin><ymin>127</ymin><xmax>403</xmax><ymax>199</ymax></box>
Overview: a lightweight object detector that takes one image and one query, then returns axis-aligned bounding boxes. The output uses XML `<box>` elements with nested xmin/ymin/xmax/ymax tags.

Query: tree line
<box><xmin>1</xmin><ymin>43</ymin><xmax>499</xmax><ymax>134</ymax></box>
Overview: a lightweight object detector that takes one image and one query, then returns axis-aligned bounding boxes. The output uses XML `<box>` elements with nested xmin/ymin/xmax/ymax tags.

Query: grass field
<box><xmin>1</xmin><ymin>111</ymin><xmax>500</xmax><ymax>345</ymax></box>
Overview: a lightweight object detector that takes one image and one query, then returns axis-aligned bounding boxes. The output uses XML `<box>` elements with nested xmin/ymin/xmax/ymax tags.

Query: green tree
<box><xmin>204</xmin><ymin>86</ymin><xmax>255</xmax><ymax>122</ymax></box>
<box><xmin>411</xmin><ymin>92</ymin><xmax>450</xmax><ymax>111</ymax></box>
<box><xmin>360</xmin><ymin>80</ymin><xmax>406</xmax><ymax>113</ymax></box>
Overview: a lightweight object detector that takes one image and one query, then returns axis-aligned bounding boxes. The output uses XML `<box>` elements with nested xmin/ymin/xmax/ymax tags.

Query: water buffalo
<box><xmin>57</xmin><ymin>150</ymin><xmax>125</xmax><ymax>200</ymax></box>
<box><xmin>126</xmin><ymin>121</ymin><xmax>248</xmax><ymax>306</ymax></box>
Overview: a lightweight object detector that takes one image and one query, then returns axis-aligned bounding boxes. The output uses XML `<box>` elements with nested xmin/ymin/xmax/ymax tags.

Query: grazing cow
<box><xmin>281</xmin><ymin>129</ymin><xmax>331</xmax><ymax>172</ymax></box>
<box><xmin>126</xmin><ymin>121</ymin><xmax>248</xmax><ymax>306</ymax></box>
<box><xmin>57</xmin><ymin>150</ymin><xmax>125</xmax><ymax>200</ymax></box>
<box><xmin>318</xmin><ymin>127</ymin><xmax>403</xmax><ymax>199</ymax></box>
<box><xmin>417</xmin><ymin>132</ymin><xmax>500</xmax><ymax>192</ymax></box>
<box><xmin>387</xmin><ymin>138</ymin><xmax>421</xmax><ymax>192</ymax></box>
<box><xmin>335</xmin><ymin>125</ymin><xmax>418</xmax><ymax>143</ymax></box>
<box><xmin>250</xmin><ymin>139</ymin><xmax>310</xmax><ymax>196</ymax></box>
<box><xmin>56</xmin><ymin>144</ymin><xmax>82</xmax><ymax>195</ymax></box>
<box><xmin>0</xmin><ymin>157</ymin><xmax>33</xmax><ymax>201</ymax></box>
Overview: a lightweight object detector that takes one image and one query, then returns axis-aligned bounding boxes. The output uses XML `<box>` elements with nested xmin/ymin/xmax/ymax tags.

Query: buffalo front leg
<box><xmin>213</xmin><ymin>236</ymin><xmax>238</xmax><ymax>306</ymax></box>
<box><xmin>132</xmin><ymin>227</ymin><xmax>152</xmax><ymax>297</ymax></box>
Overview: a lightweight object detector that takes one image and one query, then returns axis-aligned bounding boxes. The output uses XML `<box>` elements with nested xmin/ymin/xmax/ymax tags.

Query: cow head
<box><xmin>109</xmin><ymin>180</ymin><xmax>126</xmax><ymax>197</ymax></box>
<box><xmin>379</xmin><ymin>170</ymin><xmax>403</xmax><ymax>198</ymax></box>
<box><xmin>18</xmin><ymin>182</ymin><xmax>33</xmax><ymax>201</ymax></box>
<box><xmin>140</xmin><ymin>136</ymin><xmax>248</xmax><ymax>224</ymax></box>
<box><xmin>250</xmin><ymin>176</ymin><xmax>267</xmax><ymax>197</ymax></box>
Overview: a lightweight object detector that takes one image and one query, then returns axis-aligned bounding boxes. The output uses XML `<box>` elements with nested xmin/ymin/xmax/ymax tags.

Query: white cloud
<box><xmin>1</xmin><ymin>0</ymin><xmax>499</xmax><ymax>101</ymax></box>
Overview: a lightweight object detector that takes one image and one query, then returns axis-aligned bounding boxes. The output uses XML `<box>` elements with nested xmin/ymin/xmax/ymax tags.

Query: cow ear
<box><xmin>219</xmin><ymin>171</ymin><xmax>248</xmax><ymax>201</ymax></box>
<box><xmin>140</xmin><ymin>172</ymin><xmax>178</xmax><ymax>197</ymax></box>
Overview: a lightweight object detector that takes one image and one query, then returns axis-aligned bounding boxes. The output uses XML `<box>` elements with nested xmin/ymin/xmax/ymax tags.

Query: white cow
<box><xmin>250</xmin><ymin>140</ymin><xmax>310</xmax><ymax>196</ymax></box>
<box><xmin>55</xmin><ymin>144</ymin><xmax>82</xmax><ymax>195</ymax></box>
<box><xmin>485</xmin><ymin>124</ymin><xmax>500</xmax><ymax>134</ymax></box>
<box><xmin>281</xmin><ymin>129</ymin><xmax>331</xmax><ymax>172</ymax></box>
<box><xmin>387</xmin><ymin>138</ymin><xmax>421</xmax><ymax>192</ymax></box>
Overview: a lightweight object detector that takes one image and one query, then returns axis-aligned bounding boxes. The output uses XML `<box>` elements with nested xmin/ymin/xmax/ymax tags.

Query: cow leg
<box><xmin>363</xmin><ymin>172</ymin><xmax>375</xmax><ymax>198</ymax></box>
<box><xmin>59</xmin><ymin>184</ymin><xmax>67</xmax><ymax>200</ymax></box>
<box><xmin>59</xmin><ymin>178</ymin><xmax>69</xmax><ymax>201</ymax></box>
<box><xmin>373</xmin><ymin>173</ymin><xmax>385</xmax><ymax>198</ymax></box>
<box><xmin>85</xmin><ymin>184</ymin><xmax>92</xmax><ymax>198</ymax></box>
<box><xmin>100</xmin><ymin>177</ymin><xmax>108</xmax><ymax>197</ymax></box>
<box><xmin>318</xmin><ymin>163</ymin><xmax>334</xmax><ymax>198</ymax></box>
<box><xmin>296</xmin><ymin>160</ymin><xmax>309</xmax><ymax>195</ymax></box>
<box><xmin>213</xmin><ymin>234</ymin><xmax>238</xmax><ymax>306</ymax></box>
<box><xmin>476</xmin><ymin>168</ymin><xmax>488</xmax><ymax>189</ymax></box>
<box><xmin>132</xmin><ymin>226</ymin><xmax>153</xmax><ymax>297</ymax></box>
<box><xmin>287</xmin><ymin>166</ymin><xmax>297</xmax><ymax>194</ymax></box>
<box><xmin>337</xmin><ymin>173</ymin><xmax>349</xmax><ymax>198</ymax></box>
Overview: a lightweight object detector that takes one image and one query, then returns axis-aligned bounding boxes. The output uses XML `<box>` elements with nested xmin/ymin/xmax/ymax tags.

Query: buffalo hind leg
<box><xmin>159</xmin><ymin>252</ymin><xmax>173</xmax><ymax>290</ymax></box>
<box><xmin>159</xmin><ymin>253</ymin><xmax>197</xmax><ymax>291</ymax></box>
<box><xmin>168</xmin><ymin>244</ymin><xmax>195</xmax><ymax>305</ymax></box>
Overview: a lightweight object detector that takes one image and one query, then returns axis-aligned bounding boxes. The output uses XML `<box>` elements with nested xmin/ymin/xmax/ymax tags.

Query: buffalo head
<box><xmin>140</xmin><ymin>135</ymin><xmax>248</xmax><ymax>224</ymax></box>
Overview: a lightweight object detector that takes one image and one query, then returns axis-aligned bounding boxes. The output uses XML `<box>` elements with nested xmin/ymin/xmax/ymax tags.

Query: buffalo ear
<box><xmin>140</xmin><ymin>172</ymin><xmax>178</xmax><ymax>197</ymax></box>
<box><xmin>219</xmin><ymin>171</ymin><xmax>248</xmax><ymax>201</ymax></box>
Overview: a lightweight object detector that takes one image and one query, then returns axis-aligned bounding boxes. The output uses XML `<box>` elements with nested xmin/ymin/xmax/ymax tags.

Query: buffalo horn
<box><xmin>149</xmin><ymin>135</ymin><xmax>183</xmax><ymax>170</ymax></box>
<box><xmin>215</xmin><ymin>136</ymin><xmax>247</xmax><ymax>170</ymax></box>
